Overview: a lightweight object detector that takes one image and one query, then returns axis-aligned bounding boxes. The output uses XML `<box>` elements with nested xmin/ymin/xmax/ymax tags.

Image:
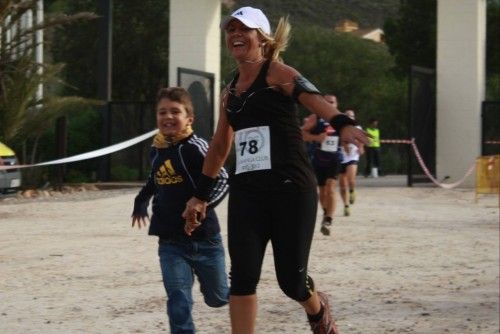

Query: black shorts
<box><xmin>313</xmin><ymin>159</ymin><xmax>341</xmax><ymax>185</ymax></box>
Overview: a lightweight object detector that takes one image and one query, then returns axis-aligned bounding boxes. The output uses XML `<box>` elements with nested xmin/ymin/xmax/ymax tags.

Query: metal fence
<box><xmin>408</xmin><ymin>66</ymin><xmax>436</xmax><ymax>186</ymax></box>
<box><xmin>105</xmin><ymin>101</ymin><xmax>155</xmax><ymax>181</ymax></box>
<box><xmin>103</xmin><ymin>95</ymin><xmax>216</xmax><ymax>182</ymax></box>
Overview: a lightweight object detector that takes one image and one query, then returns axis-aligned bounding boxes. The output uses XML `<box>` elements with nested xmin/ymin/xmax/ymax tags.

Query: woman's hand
<box><xmin>182</xmin><ymin>197</ymin><xmax>208</xmax><ymax>236</ymax></box>
<box><xmin>184</xmin><ymin>219</ymin><xmax>201</xmax><ymax>236</ymax></box>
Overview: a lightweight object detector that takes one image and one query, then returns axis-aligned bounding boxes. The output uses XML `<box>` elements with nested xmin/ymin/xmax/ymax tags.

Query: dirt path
<box><xmin>0</xmin><ymin>186</ymin><xmax>498</xmax><ymax>333</ymax></box>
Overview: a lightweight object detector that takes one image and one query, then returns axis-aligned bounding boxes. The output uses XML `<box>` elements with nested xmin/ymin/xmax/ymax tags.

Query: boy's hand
<box><xmin>131</xmin><ymin>215</ymin><xmax>149</xmax><ymax>229</ymax></box>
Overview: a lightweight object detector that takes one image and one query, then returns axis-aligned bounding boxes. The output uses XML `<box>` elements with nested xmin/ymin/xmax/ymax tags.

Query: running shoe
<box><xmin>320</xmin><ymin>223</ymin><xmax>330</xmax><ymax>236</ymax></box>
<box><xmin>343</xmin><ymin>206</ymin><xmax>350</xmax><ymax>217</ymax></box>
<box><xmin>308</xmin><ymin>292</ymin><xmax>340</xmax><ymax>334</ymax></box>
<box><xmin>349</xmin><ymin>190</ymin><xmax>355</xmax><ymax>204</ymax></box>
<box><xmin>322</xmin><ymin>217</ymin><xmax>333</xmax><ymax>227</ymax></box>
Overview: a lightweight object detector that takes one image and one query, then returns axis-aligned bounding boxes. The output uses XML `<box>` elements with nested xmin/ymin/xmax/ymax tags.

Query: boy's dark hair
<box><xmin>369</xmin><ymin>117</ymin><xmax>378</xmax><ymax>124</ymax></box>
<box><xmin>156</xmin><ymin>87</ymin><xmax>194</xmax><ymax>117</ymax></box>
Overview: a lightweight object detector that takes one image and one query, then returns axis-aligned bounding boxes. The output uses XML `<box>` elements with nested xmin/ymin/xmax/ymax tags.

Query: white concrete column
<box><xmin>436</xmin><ymin>0</ymin><xmax>486</xmax><ymax>187</ymax></box>
<box><xmin>169</xmin><ymin>0</ymin><xmax>221</xmax><ymax>133</ymax></box>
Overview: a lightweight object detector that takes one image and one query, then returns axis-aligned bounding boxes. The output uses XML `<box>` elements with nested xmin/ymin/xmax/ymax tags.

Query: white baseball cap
<box><xmin>220</xmin><ymin>6</ymin><xmax>271</xmax><ymax>35</ymax></box>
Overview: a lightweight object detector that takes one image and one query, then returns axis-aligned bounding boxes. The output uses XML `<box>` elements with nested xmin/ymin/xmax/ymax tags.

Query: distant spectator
<box><xmin>364</xmin><ymin>118</ymin><xmax>380</xmax><ymax>177</ymax></box>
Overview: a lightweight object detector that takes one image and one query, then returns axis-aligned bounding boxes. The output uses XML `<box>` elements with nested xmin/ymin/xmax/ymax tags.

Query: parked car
<box><xmin>0</xmin><ymin>141</ymin><xmax>22</xmax><ymax>193</ymax></box>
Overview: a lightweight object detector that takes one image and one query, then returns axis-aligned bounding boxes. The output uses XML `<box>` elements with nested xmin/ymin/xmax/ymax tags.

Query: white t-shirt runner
<box><xmin>340</xmin><ymin>125</ymin><xmax>362</xmax><ymax>163</ymax></box>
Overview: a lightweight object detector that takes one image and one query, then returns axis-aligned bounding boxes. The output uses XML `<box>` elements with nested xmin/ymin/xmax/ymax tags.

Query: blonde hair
<box><xmin>259</xmin><ymin>16</ymin><xmax>291</xmax><ymax>62</ymax></box>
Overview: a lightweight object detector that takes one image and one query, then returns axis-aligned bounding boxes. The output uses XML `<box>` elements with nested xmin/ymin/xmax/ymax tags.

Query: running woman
<box><xmin>183</xmin><ymin>6</ymin><xmax>368</xmax><ymax>334</ymax></box>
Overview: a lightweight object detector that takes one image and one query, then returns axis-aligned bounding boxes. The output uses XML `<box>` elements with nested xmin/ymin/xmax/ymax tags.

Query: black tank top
<box><xmin>226</xmin><ymin>60</ymin><xmax>316</xmax><ymax>192</ymax></box>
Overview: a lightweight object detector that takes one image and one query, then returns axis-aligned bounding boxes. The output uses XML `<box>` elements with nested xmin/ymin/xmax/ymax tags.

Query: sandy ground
<box><xmin>0</xmin><ymin>180</ymin><xmax>499</xmax><ymax>334</ymax></box>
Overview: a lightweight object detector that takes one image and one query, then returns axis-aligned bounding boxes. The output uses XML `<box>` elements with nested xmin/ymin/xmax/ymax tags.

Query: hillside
<box><xmin>223</xmin><ymin>0</ymin><xmax>400</xmax><ymax>30</ymax></box>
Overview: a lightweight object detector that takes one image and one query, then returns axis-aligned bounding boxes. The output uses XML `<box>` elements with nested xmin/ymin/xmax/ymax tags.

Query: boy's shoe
<box><xmin>349</xmin><ymin>190</ymin><xmax>355</xmax><ymax>204</ymax></box>
<box><xmin>343</xmin><ymin>206</ymin><xmax>350</xmax><ymax>217</ymax></box>
<box><xmin>308</xmin><ymin>292</ymin><xmax>340</xmax><ymax>334</ymax></box>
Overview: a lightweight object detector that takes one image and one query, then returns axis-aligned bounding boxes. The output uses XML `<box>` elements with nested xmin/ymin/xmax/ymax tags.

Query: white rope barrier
<box><xmin>0</xmin><ymin>133</ymin><xmax>486</xmax><ymax>189</ymax></box>
<box><xmin>409</xmin><ymin>139</ymin><xmax>476</xmax><ymax>189</ymax></box>
<box><xmin>0</xmin><ymin>129</ymin><xmax>158</xmax><ymax>171</ymax></box>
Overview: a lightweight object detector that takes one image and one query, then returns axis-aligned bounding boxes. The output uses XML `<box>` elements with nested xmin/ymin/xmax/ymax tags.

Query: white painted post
<box><xmin>169</xmin><ymin>0</ymin><xmax>221</xmax><ymax>133</ymax></box>
<box><xmin>436</xmin><ymin>0</ymin><xmax>486</xmax><ymax>187</ymax></box>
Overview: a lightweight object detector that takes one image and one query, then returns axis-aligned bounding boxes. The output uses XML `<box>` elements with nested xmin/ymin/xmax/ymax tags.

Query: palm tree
<box><xmin>0</xmin><ymin>0</ymin><xmax>99</xmax><ymax>165</ymax></box>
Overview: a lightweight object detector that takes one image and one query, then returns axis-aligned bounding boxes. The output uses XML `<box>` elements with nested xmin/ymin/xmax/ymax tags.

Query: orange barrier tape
<box><xmin>409</xmin><ymin>139</ymin><xmax>475</xmax><ymax>189</ymax></box>
<box><xmin>375</xmin><ymin>138</ymin><xmax>477</xmax><ymax>189</ymax></box>
<box><xmin>380</xmin><ymin>139</ymin><xmax>412</xmax><ymax>144</ymax></box>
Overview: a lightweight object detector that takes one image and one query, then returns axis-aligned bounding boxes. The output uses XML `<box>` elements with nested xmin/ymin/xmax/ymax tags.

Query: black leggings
<box><xmin>364</xmin><ymin>147</ymin><xmax>380</xmax><ymax>175</ymax></box>
<box><xmin>227</xmin><ymin>188</ymin><xmax>317</xmax><ymax>302</ymax></box>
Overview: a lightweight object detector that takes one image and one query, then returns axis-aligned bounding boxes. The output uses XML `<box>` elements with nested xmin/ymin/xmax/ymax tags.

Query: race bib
<box><xmin>235</xmin><ymin>126</ymin><xmax>271</xmax><ymax>174</ymax></box>
<box><xmin>320</xmin><ymin>135</ymin><xmax>339</xmax><ymax>152</ymax></box>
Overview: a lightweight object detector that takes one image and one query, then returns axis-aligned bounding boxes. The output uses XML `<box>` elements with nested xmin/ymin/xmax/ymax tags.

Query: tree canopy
<box><xmin>383</xmin><ymin>0</ymin><xmax>436</xmax><ymax>76</ymax></box>
<box><xmin>383</xmin><ymin>0</ymin><xmax>500</xmax><ymax>99</ymax></box>
<box><xmin>49</xmin><ymin>0</ymin><xmax>169</xmax><ymax>101</ymax></box>
<box><xmin>0</xmin><ymin>0</ymin><xmax>97</xmax><ymax>146</ymax></box>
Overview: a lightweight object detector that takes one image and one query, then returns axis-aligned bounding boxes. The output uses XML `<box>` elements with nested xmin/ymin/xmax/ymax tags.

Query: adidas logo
<box><xmin>235</xmin><ymin>11</ymin><xmax>243</xmax><ymax>16</ymax></box>
<box><xmin>158</xmin><ymin>159</ymin><xmax>175</xmax><ymax>176</ymax></box>
<box><xmin>156</xmin><ymin>159</ymin><xmax>183</xmax><ymax>185</ymax></box>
